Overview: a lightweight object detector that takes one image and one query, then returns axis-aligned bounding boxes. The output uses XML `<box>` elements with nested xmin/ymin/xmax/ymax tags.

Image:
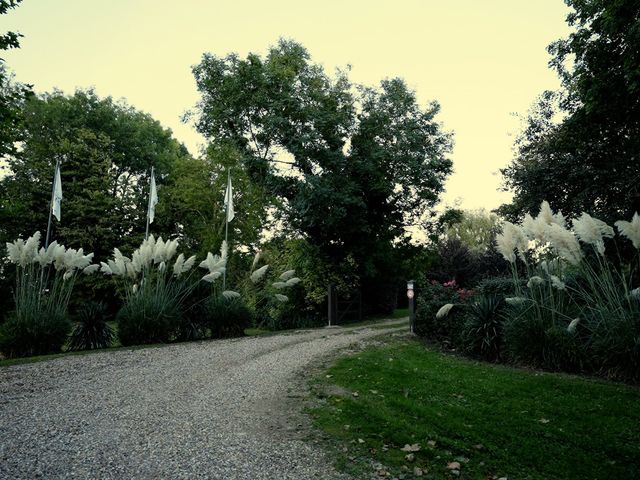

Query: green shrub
<box><xmin>414</xmin><ymin>281</ymin><xmax>469</xmax><ymax>346</ymax></box>
<box><xmin>68</xmin><ymin>302</ymin><xmax>114</xmax><ymax>351</ymax></box>
<box><xmin>475</xmin><ymin>276</ymin><xmax>522</xmax><ymax>297</ymax></box>
<box><xmin>588</xmin><ymin>311</ymin><xmax>640</xmax><ymax>381</ymax></box>
<box><xmin>0</xmin><ymin>308</ymin><xmax>71</xmax><ymax>358</ymax></box>
<box><xmin>502</xmin><ymin>302</ymin><xmax>587</xmax><ymax>373</ymax></box>
<box><xmin>204</xmin><ymin>295</ymin><xmax>251</xmax><ymax>338</ymax></box>
<box><xmin>462</xmin><ymin>294</ymin><xmax>505</xmax><ymax>361</ymax></box>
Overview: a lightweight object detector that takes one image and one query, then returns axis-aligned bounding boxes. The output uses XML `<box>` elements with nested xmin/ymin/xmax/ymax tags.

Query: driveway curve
<box><xmin>0</xmin><ymin>319</ymin><xmax>407</xmax><ymax>479</ymax></box>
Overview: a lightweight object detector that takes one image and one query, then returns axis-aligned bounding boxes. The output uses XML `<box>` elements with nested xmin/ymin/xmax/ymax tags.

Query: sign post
<box><xmin>407</xmin><ymin>280</ymin><xmax>416</xmax><ymax>333</ymax></box>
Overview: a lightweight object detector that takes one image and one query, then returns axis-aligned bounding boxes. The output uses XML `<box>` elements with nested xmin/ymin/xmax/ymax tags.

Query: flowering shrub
<box><xmin>414</xmin><ymin>280</ymin><xmax>470</xmax><ymax>346</ymax></box>
<box><xmin>0</xmin><ymin>232</ymin><xmax>97</xmax><ymax>357</ymax></box>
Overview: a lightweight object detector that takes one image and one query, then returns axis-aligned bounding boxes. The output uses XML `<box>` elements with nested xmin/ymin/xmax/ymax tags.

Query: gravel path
<box><xmin>0</xmin><ymin>319</ymin><xmax>407</xmax><ymax>479</ymax></box>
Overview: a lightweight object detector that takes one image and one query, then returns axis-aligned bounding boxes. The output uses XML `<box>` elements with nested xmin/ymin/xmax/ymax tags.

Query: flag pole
<box><xmin>223</xmin><ymin>168</ymin><xmax>230</xmax><ymax>290</ymax></box>
<box><xmin>145</xmin><ymin>166</ymin><xmax>154</xmax><ymax>241</ymax></box>
<box><xmin>44</xmin><ymin>159</ymin><xmax>60</xmax><ymax>249</ymax></box>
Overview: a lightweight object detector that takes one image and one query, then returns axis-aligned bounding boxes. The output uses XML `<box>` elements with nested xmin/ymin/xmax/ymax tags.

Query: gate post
<box><xmin>328</xmin><ymin>284</ymin><xmax>336</xmax><ymax>326</ymax></box>
<box><xmin>407</xmin><ymin>280</ymin><xmax>416</xmax><ymax>334</ymax></box>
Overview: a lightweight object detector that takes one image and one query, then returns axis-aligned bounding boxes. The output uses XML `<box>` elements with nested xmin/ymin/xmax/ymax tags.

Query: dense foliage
<box><xmin>500</xmin><ymin>0</ymin><xmax>640</xmax><ymax>223</ymax></box>
<box><xmin>189</xmin><ymin>39</ymin><xmax>452</xmax><ymax>307</ymax></box>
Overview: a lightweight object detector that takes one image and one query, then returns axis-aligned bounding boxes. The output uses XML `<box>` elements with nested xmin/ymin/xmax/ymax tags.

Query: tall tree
<box><xmin>500</xmin><ymin>0</ymin><xmax>640</xmax><ymax>223</ymax></box>
<box><xmin>0</xmin><ymin>0</ymin><xmax>32</xmax><ymax>161</ymax></box>
<box><xmin>189</xmin><ymin>40</ymin><xmax>453</xmax><ymax>301</ymax></box>
<box><xmin>0</xmin><ymin>89</ymin><xmax>190</xmax><ymax>257</ymax></box>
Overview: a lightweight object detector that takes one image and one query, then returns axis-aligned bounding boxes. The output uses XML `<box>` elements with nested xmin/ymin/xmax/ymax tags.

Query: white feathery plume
<box><xmin>252</xmin><ymin>251</ymin><xmax>261</xmax><ymax>269</ymax></box>
<box><xmin>158</xmin><ymin>261</ymin><xmax>166</xmax><ymax>273</ymax></box>
<box><xmin>527</xmin><ymin>276</ymin><xmax>544</xmax><ymax>288</ymax></box>
<box><xmin>567</xmin><ymin>318</ymin><xmax>580</xmax><ymax>334</ymax></box>
<box><xmin>222</xmin><ymin>290</ymin><xmax>241</xmax><ymax>300</ymax></box>
<box><xmin>630</xmin><ymin>287</ymin><xmax>640</xmax><ymax>299</ymax></box>
<box><xmin>250</xmin><ymin>264</ymin><xmax>269</xmax><ymax>283</ymax></box>
<box><xmin>549</xmin><ymin>275</ymin><xmax>566</xmax><ymax>290</ymax></box>
<box><xmin>100</xmin><ymin>261</ymin><xmax>113</xmax><ymax>275</ymax></box>
<box><xmin>6</xmin><ymin>239</ymin><xmax>23</xmax><ymax>264</ymax></box>
<box><xmin>505</xmin><ymin>297</ymin><xmax>528</xmax><ymax>306</ymax></box>
<box><xmin>496</xmin><ymin>222</ymin><xmax>526</xmax><ymax>263</ymax></box>
<box><xmin>173</xmin><ymin>253</ymin><xmax>185</xmax><ymax>277</ymax></box>
<box><xmin>202</xmin><ymin>271</ymin><xmax>222</xmax><ymax>283</ymax></box>
<box><xmin>274</xmin><ymin>293</ymin><xmax>288</xmax><ymax>302</ymax></box>
<box><xmin>572</xmin><ymin>213</ymin><xmax>614</xmax><ymax>256</ymax></box>
<box><xmin>522</xmin><ymin>213</ymin><xmax>548</xmax><ymax>243</ymax></box>
<box><xmin>615</xmin><ymin>212</ymin><xmax>640</xmax><ymax>249</ymax></box>
<box><xmin>63</xmin><ymin>270</ymin><xmax>73</xmax><ymax>281</ymax></box>
<box><xmin>545</xmin><ymin>223</ymin><xmax>583</xmax><ymax>266</ymax></box>
<box><xmin>20</xmin><ymin>231</ymin><xmax>41</xmax><ymax>267</ymax></box>
<box><xmin>436</xmin><ymin>303</ymin><xmax>454</xmax><ymax>319</ymax></box>
<box><xmin>220</xmin><ymin>240</ymin><xmax>228</xmax><ymax>260</ymax></box>
<box><xmin>285</xmin><ymin>277</ymin><xmax>301</xmax><ymax>287</ymax></box>
<box><xmin>272</xmin><ymin>281</ymin><xmax>287</xmax><ymax>289</ymax></box>
<box><xmin>279</xmin><ymin>270</ymin><xmax>296</xmax><ymax>281</ymax></box>
<box><xmin>183</xmin><ymin>255</ymin><xmax>196</xmax><ymax>272</ymax></box>
<box><xmin>82</xmin><ymin>264</ymin><xmax>100</xmax><ymax>275</ymax></box>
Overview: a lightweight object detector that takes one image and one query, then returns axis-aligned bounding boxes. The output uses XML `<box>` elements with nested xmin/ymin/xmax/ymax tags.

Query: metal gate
<box><xmin>327</xmin><ymin>285</ymin><xmax>362</xmax><ymax>326</ymax></box>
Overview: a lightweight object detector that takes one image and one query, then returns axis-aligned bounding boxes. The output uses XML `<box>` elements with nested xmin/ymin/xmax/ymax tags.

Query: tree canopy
<box><xmin>500</xmin><ymin>0</ymin><xmax>640</xmax><ymax>223</ymax></box>
<box><xmin>189</xmin><ymin>40</ymin><xmax>453</xmax><ymax>287</ymax></box>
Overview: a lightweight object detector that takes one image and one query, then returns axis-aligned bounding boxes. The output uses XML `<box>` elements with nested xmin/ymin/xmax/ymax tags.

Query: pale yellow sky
<box><xmin>3</xmin><ymin>0</ymin><xmax>572</xmax><ymax>211</ymax></box>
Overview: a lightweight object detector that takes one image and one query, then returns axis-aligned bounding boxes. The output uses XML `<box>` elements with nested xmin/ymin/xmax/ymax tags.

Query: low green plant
<box><xmin>462</xmin><ymin>294</ymin><xmax>505</xmax><ymax>361</ymax></box>
<box><xmin>204</xmin><ymin>295</ymin><xmax>252</xmax><ymax>338</ymax></box>
<box><xmin>68</xmin><ymin>301</ymin><xmax>114</xmax><ymax>350</ymax></box>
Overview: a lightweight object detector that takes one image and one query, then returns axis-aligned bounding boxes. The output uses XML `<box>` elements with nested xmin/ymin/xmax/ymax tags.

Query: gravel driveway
<box><xmin>0</xmin><ymin>319</ymin><xmax>406</xmax><ymax>479</ymax></box>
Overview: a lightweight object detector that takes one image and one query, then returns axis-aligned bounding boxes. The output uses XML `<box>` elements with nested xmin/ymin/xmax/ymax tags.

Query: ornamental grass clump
<box><xmin>196</xmin><ymin>240</ymin><xmax>251</xmax><ymax>338</ymax></box>
<box><xmin>242</xmin><ymin>252</ymin><xmax>303</xmax><ymax>330</ymax></box>
<box><xmin>0</xmin><ymin>232</ymin><xmax>97</xmax><ymax>357</ymax></box>
<box><xmin>102</xmin><ymin>235</ymin><xmax>198</xmax><ymax>346</ymax></box>
<box><xmin>491</xmin><ymin>201</ymin><xmax>640</xmax><ymax>379</ymax></box>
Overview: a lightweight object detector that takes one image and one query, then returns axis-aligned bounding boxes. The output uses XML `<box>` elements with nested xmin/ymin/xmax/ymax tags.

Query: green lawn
<box><xmin>311</xmin><ymin>340</ymin><xmax>640</xmax><ymax>479</ymax></box>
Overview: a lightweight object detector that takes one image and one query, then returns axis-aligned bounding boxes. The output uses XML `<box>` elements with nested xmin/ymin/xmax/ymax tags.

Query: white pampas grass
<box><xmin>272</xmin><ymin>281</ymin><xmax>287</xmax><ymax>289</ymax></box>
<box><xmin>436</xmin><ymin>303</ymin><xmax>454</xmax><ymax>319</ymax></box>
<box><xmin>496</xmin><ymin>222</ymin><xmax>527</xmax><ymax>263</ymax></box>
<box><xmin>274</xmin><ymin>293</ymin><xmax>288</xmax><ymax>302</ymax></box>
<box><xmin>285</xmin><ymin>277</ymin><xmax>301</xmax><ymax>287</ymax></box>
<box><xmin>172</xmin><ymin>254</ymin><xmax>196</xmax><ymax>277</ymax></box>
<box><xmin>538</xmin><ymin>201</ymin><xmax>566</xmax><ymax>227</ymax></box>
<box><xmin>100</xmin><ymin>262</ymin><xmax>113</xmax><ymax>275</ymax></box>
<box><xmin>615</xmin><ymin>212</ymin><xmax>640</xmax><ymax>249</ymax></box>
<box><xmin>279</xmin><ymin>270</ymin><xmax>296</xmax><ymax>281</ymax></box>
<box><xmin>252</xmin><ymin>251</ymin><xmax>261</xmax><ymax>268</ymax></box>
<box><xmin>202</xmin><ymin>271</ymin><xmax>222</xmax><ymax>282</ymax></box>
<box><xmin>546</xmin><ymin>223</ymin><xmax>583</xmax><ymax>266</ymax></box>
<box><xmin>505</xmin><ymin>297</ymin><xmax>527</xmax><ymax>306</ymax></box>
<box><xmin>527</xmin><ymin>276</ymin><xmax>544</xmax><ymax>288</ymax></box>
<box><xmin>567</xmin><ymin>318</ymin><xmax>580</xmax><ymax>334</ymax></box>
<box><xmin>222</xmin><ymin>290</ymin><xmax>241</xmax><ymax>300</ymax></box>
<box><xmin>572</xmin><ymin>213</ymin><xmax>614</xmax><ymax>256</ymax></box>
<box><xmin>82</xmin><ymin>264</ymin><xmax>100</xmax><ymax>275</ymax></box>
<box><xmin>251</xmin><ymin>265</ymin><xmax>269</xmax><ymax>283</ymax></box>
<box><xmin>550</xmin><ymin>275</ymin><xmax>566</xmax><ymax>290</ymax></box>
<box><xmin>630</xmin><ymin>287</ymin><xmax>640</xmax><ymax>299</ymax></box>
<box><xmin>63</xmin><ymin>270</ymin><xmax>73</xmax><ymax>281</ymax></box>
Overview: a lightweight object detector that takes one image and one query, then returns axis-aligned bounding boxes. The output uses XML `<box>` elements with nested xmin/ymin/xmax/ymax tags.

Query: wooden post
<box><xmin>328</xmin><ymin>284</ymin><xmax>336</xmax><ymax>326</ymax></box>
<box><xmin>408</xmin><ymin>280</ymin><xmax>416</xmax><ymax>334</ymax></box>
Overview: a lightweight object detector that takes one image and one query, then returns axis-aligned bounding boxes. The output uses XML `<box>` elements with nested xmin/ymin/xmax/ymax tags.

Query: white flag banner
<box><xmin>224</xmin><ymin>174</ymin><xmax>235</xmax><ymax>223</ymax></box>
<box><xmin>52</xmin><ymin>161</ymin><xmax>62</xmax><ymax>222</ymax></box>
<box><xmin>148</xmin><ymin>168</ymin><xmax>158</xmax><ymax>224</ymax></box>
